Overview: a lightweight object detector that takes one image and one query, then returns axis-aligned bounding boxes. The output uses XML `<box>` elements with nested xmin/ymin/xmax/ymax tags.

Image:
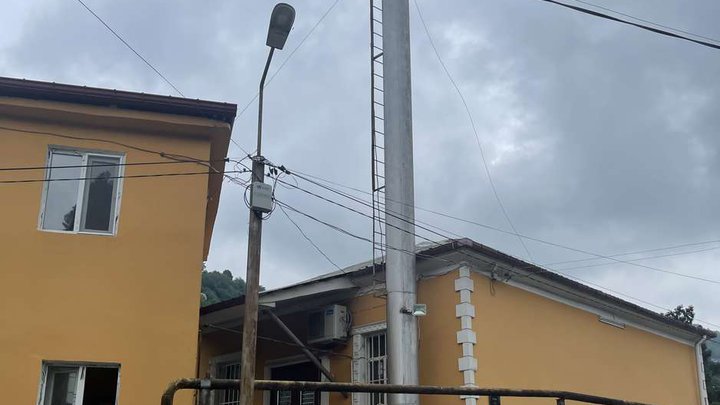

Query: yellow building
<box><xmin>199</xmin><ymin>239</ymin><xmax>714</xmax><ymax>405</ymax></box>
<box><xmin>0</xmin><ymin>77</ymin><xmax>235</xmax><ymax>405</ymax></box>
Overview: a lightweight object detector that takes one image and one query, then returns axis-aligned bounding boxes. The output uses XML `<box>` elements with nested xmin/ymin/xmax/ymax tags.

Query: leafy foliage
<box><xmin>200</xmin><ymin>269</ymin><xmax>262</xmax><ymax>307</ymax></box>
<box><xmin>664</xmin><ymin>304</ymin><xmax>696</xmax><ymax>324</ymax></box>
<box><xmin>664</xmin><ymin>305</ymin><xmax>719</xmax><ymax>404</ymax></box>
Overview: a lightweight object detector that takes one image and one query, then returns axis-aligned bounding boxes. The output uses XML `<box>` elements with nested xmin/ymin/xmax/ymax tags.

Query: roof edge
<box><xmin>0</xmin><ymin>77</ymin><xmax>237</xmax><ymax>125</ymax></box>
<box><xmin>200</xmin><ymin>238</ymin><xmax>716</xmax><ymax>339</ymax></box>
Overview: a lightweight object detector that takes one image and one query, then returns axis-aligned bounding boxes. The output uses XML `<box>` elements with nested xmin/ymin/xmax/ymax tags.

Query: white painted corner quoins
<box><xmin>455</xmin><ymin>265</ymin><xmax>479</xmax><ymax>405</ymax></box>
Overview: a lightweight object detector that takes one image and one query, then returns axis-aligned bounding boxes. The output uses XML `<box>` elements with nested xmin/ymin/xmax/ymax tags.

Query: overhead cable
<box><xmin>538</xmin><ymin>0</ymin><xmax>720</xmax><ymax>50</ymax></box>
<box><xmin>0</xmin><ymin>169</ymin><xmax>250</xmax><ymax>185</ymax></box>
<box><xmin>267</xmin><ymin>196</ymin><xmax>720</xmax><ymax>330</ymax></box>
<box><xmin>277</xmin><ymin>204</ymin><xmax>344</xmax><ymax>272</ymax></box>
<box><xmin>74</xmin><ymin>0</ymin><xmax>185</xmax><ymax>96</ymax></box>
<box><xmin>231</xmin><ymin>0</ymin><xmax>343</xmax><ymax>156</ymax></box>
<box><xmin>570</xmin><ymin>0</ymin><xmax>720</xmax><ymax>44</ymax></box>
<box><xmin>412</xmin><ymin>0</ymin><xmax>533</xmax><ymax>260</ymax></box>
<box><xmin>275</xmin><ymin>165</ymin><xmax>720</xmax><ymax>285</ymax></box>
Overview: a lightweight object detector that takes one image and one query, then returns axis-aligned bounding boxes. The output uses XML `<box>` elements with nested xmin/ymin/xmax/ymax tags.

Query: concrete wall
<box><xmin>0</xmin><ymin>99</ymin><xmax>218</xmax><ymax>405</ymax></box>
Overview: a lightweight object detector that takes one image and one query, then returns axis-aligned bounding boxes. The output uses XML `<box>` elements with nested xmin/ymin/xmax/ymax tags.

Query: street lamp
<box><xmin>239</xmin><ymin>4</ymin><xmax>295</xmax><ymax>405</ymax></box>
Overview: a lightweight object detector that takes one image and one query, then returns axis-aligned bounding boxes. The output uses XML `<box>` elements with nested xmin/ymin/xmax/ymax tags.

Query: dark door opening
<box><xmin>269</xmin><ymin>361</ymin><xmax>321</xmax><ymax>405</ymax></box>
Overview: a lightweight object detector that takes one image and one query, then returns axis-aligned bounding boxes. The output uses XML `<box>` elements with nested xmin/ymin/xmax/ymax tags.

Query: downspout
<box><xmin>695</xmin><ymin>336</ymin><xmax>708</xmax><ymax>405</ymax></box>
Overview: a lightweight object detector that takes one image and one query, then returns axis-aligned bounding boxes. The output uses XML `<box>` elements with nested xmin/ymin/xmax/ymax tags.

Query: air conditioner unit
<box><xmin>307</xmin><ymin>305</ymin><xmax>349</xmax><ymax>345</ymax></box>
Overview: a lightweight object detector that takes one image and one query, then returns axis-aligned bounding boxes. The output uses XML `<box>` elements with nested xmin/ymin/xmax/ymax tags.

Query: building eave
<box><xmin>201</xmin><ymin>238</ymin><xmax>715</xmax><ymax>342</ymax></box>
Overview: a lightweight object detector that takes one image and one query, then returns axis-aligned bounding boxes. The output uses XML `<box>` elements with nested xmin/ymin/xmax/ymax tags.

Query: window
<box><xmin>351</xmin><ymin>324</ymin><xmax>387</xmax><ymax>405</ymax></box>
<box><xmin>40</xmin><ymin>148</ymin><xmax>123</xmax><ymax>234</ymax></box>
<box><xmin>216</xmin><ymin>360</ymin><xmax>241</xmax><ymax>405</ymax></box>
<box><xmin>366</xmin><ymin>333</ymin><xmax>387</xmax><ymax>405</ymax></box>
<box><xmin>38</xmin><ymin>363</ymin><xmax>120</xmax><ymax>405</ymax></box>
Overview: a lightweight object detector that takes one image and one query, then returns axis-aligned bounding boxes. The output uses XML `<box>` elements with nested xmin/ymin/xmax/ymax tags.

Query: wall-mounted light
<box><xmin>401</xmin><ymin>304</ymin><xmax>427</xmax><ymax>317</ymax></box>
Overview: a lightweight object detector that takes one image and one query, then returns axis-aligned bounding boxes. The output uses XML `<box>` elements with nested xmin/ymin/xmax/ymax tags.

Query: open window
<box><xmin>40</xmin><ymin>148</ymin><xmax>124</xmax><ymax>235</ymax></box>
<box><xmin>38</xmin><ymin>363</ymin><xmax>120</xmax><ymax>405</ymax></box>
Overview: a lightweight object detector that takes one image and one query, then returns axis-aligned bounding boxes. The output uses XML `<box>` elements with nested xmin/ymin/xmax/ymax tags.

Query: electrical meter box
<box><xmin>250</xmin><ymin>182</ymin><xmax>273</xmax><ymax>213</ymax></box>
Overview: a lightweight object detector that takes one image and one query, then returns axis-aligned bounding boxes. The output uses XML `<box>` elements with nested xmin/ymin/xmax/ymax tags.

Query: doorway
<box><xmin>269</xmin><ymin>361</ymin><xmax>320</xmax><ymax>405</ymax></box>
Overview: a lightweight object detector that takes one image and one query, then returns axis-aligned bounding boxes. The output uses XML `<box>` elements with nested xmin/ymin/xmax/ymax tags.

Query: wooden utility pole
<box><xmin>238</xmin><ymin>5</ymin><xmax>295</xmax><ymax>405</ymax></box>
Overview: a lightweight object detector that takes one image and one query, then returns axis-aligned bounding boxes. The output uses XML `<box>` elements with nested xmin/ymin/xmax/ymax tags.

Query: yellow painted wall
<box><xmin>0</xmin><ymin>104</ymin><xmax>218</xmax><ymax>405</ymax></box>
<box><xmin>469</xmin><ymin>271</ymin><xmax>701</xmax><ymax>405</ymax></box>
<box><xmin>200</xmin><ymin>268</ymin><xmax>702</xmax><ymax>405</ymax></box>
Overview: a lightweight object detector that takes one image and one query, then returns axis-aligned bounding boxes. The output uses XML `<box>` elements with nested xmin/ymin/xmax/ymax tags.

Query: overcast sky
<box><xmin>3</xmin><ymin>0</ymin><xmax>718</xmax><ymax>327</ymax></box>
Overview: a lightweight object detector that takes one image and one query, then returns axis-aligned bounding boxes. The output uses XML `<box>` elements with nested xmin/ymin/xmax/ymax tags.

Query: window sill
<box><xmin>38</xmin><ymin>228</ymin><xmax>117</xmax><ymax>237</ymax></box>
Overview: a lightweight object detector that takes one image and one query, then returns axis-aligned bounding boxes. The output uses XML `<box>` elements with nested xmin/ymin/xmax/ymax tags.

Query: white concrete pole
<box><xmin>382</xmin><ymin>1</ymin><xmax>419</xmax><ymax>404</ymax></box>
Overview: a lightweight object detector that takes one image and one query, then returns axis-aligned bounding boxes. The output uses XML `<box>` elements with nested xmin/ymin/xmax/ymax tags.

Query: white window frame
<box><xmin>208</xmin><ymin>352</ymin><xmax>242</xmax><ymax>405</ymax></box>
<box><xmin>38</xmin><ymin>146</ymin><xmax>125</xmax><ymax>236</ymax></box>
<box><xmin>351</xmin><ymin>322</ymin><xmax>387</xmax><ymax>405</ymax></box>
<box><xmin>36</xmin><ymin>361</ymin><xmax>121</xmax><ymax>405</ymax></box>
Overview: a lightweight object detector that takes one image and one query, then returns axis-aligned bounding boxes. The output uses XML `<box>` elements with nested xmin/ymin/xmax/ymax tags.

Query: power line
<box><xmin>275</xmin><ymin>200</ymin><xmax>455</xmax><ymax>266</ymax></box>
<box><xmin>268</xmin><ymin>196</ymin><xmax>720</xmax><ymax>331</ymax></box>
<box><xmin>0</xmin><ymin>124</ymin><xmax>236</xmax><ymax>182</ymax></box>
<box><xmin>569</xmin><ymin>0</ymin><xmax>720</xmax><ymax>45</ymax></box>
<box><xmin>412</xmin><ymin>0</ymin><xmax>534</xmax><ymax>261</ymax></box>
<box><xmin>0</xmin><ymin>125</ymin><xmax>200</xmax><ymax>164</ymax></box>
<box><xmin>284</xmin><ymin>165</ymin><xmax>720</xmax><ymax>276</ymax></box>
<box><xmin>545</xmin><ymin>239</ymin><xmax>720</xmax><ymax>267</ymax></box>
<box><xmin>556</xmin><ymin>245</ymin><xmax>720</xmax><ymax>272</ymax></box>
<box><xmin>0</xmin><ymin>159</ymin><xmax>229</xmax><ymax>172</ymax></box>
<box><xmin>554</xmin><ymin>270</ymin><xmax>720</xmax><ymax>330</ymax></box>
<box><xmin>275</xmin><ymin>165</ymin><xmax>720</xmax><ymax>285</ymax></box>
<box><xmin>278</xmin><ymin>204</ymin><xmax>344</xmax><ymax>272</ymax></box>
<box><xmin>0</xmin><ymin>169</ymin><xmax>250</xmax><ymax>185</ymax></box>
<box><xmin>230</xmin><ymin>0</ymin><xmax>343</xmax><ymax>155</ymax></box>
<box><xmin>537</xmin><ymin>0</ymin><xmax>720</xmax><ymax>51</ymax></box>
<box><xmin>74</xmin><ymin>0</ymin><xmax>185</xmax><ymax>97</ymax></box>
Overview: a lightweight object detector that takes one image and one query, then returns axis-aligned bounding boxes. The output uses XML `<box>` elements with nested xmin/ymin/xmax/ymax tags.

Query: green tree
<box><xmin>664</xmin><ymin>305</ymin><xmax>719</xmax><ymax>404</ymax></box>
<box><xmin>200</xmin><ymin>268</ymin><xmax>264</xmax><ymax>307</ymax></box>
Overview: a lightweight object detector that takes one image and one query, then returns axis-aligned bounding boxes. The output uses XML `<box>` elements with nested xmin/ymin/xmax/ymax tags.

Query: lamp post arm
<box><xmin>257</xmin><ymin>47</ymin><xmax>275</xmax><ymax>157</ymax></box>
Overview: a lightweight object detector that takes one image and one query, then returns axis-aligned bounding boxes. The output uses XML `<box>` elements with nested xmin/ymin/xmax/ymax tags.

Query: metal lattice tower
<box><xmin>370</xmin><ymin>0</ymin><xmax>386</xmax><ymax>279</ymax></box>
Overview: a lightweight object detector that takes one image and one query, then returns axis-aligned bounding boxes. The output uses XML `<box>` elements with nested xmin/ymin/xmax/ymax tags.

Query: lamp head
<box><xmin>412</xmin><ymin>304</ymin><xmax>428</xmax><ymax>317</ymax></box>
<box><xmin>401</xmin><ymin>304</ymin><xmax>428</xmax><ymax>317</ymax></box>
<box><xmin>266</xmin><ymin>3</ymin><xmax>296</xmax><ymax>49</ymax></box>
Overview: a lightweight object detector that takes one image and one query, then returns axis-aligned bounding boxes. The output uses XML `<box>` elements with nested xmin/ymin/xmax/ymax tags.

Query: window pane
<box><xmin>42</xmin><ymin>152</ymin><xmax>82</xmax><ymax>231</ymax></box>
<box><xmin>83</xmin><ymin>367</ymin><xmax>119</xmax><ymax>405</ymax></box>
<box><xmin>218</xmin><ymin>361</ymin><xmax>241</xmax><ymax>405</ymax></box>
<box><xmin>44</xmin><ymin>367</ymin><xmax>79</xmax><ymax>405</ymax></box>
<box><xmin>81</xmin><ymin>156</ymin><xmax>119</xmax><ymax>233</ymax></box>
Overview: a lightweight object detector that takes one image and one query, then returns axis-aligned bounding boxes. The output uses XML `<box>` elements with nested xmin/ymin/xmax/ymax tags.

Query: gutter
<box><xmin>696</xmin><ymin>336</ymin><xmax>709</xmax><ymax>405</ymax></box>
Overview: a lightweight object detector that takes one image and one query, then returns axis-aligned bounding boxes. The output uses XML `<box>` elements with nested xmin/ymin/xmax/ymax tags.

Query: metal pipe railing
<box><xmin>161</xmin><ymin>378</ymin><xmax>653</xmax><ymax>405</ymax></box>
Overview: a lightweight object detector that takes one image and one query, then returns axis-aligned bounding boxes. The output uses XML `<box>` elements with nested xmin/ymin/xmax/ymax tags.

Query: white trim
<box><xmin>418</xmin><ymin>263</ymin><xmax>464</xmax><ymax>279</ymax></box>
<box><xmin>38</xmin><ymin>146</ymin><xmax>125</xmax><ymax>236</ymax></box>
<box><xmin>209</xmin><ymin>351</ymin><xmax>242</xmax><ymax>371</ymax></box>
<box><xmin>455</xmin><ymin>303</ymin><xmax>475</xmax><ymax>318</ymax></box>
<box><xmin>351</xmin><ymin>322</ymin><xmax>387</xmax><ymax>405</ymax></box>
<box><xmin>209</xmin><ymin>352</ymin><xmax>241</xmax><ymax>405</ymax></box>
<box><xmin>696</xmin><ymin>336</ymin><xmax>709</xmax><ymax>405</ymax></box>
<box><xmin>455</xmin><ymin>268</ymin><xmax>478</xmax><ymax>405</ymax></box>
<box><xmin>351</xmin><ymin>321</ymin><xmax>387</xmax><ymax>336</ymax></box>
<box><xmin>456</xmin><ymin>330</ymin><xmax>476</xmax><ymax>344</ymax></box>
<box><xmin>258</xmin><ymin>277</ymin><xmax>358</xmax><ymax>305</ymax></box>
